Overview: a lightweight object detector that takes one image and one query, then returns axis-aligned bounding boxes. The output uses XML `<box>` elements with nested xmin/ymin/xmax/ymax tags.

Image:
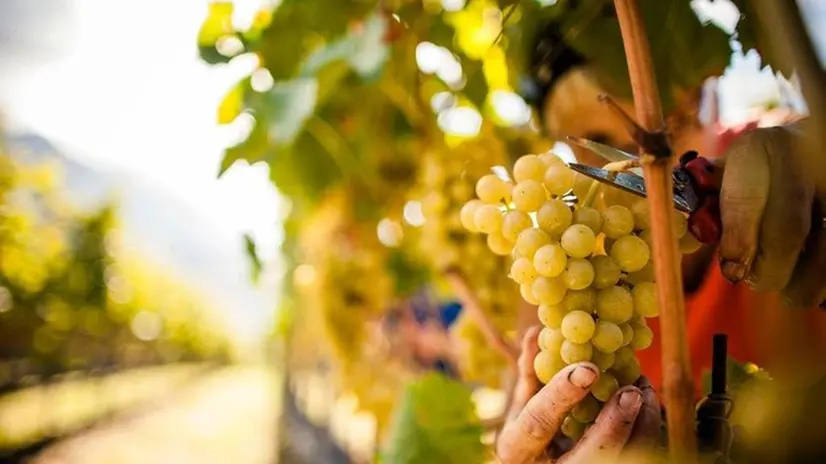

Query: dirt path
<box><xmin>30</xmin><ymin>366</ymin><xmax>279</xmax><ymax>464</ymax></box>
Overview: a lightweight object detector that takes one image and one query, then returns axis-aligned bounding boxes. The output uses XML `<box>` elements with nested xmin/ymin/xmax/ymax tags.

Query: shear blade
<box><xmin>566</xmin><ymin>136</ymin><xmax>637</xmax><ymax>163</ymax></box>
<box><xmin>568</xmin><ymin>163</ymin><xmax>693</xmax><ymax>214</ymax></box>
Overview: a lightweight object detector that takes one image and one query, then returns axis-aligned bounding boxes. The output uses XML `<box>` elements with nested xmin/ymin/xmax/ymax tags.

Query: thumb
<box><xmin>719</xmin><ymin>130</ymin><xmax>772</xmax><ymax>282</ymax></box>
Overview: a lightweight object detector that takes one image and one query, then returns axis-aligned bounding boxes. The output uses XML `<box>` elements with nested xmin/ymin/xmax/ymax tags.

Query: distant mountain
<box><xmin>5</xmin><ymin>133</ymin><xmax>276</xmax><ymax>344</ymax></box>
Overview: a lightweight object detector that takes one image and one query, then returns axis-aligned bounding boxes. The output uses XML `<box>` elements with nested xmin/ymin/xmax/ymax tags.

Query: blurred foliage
<box><xmin>380</xmin><ymin>373</ymin><xmax>483</xmax><ymax>464</ymax></box>
<box><xmin>0</xmin><ymin>144</ymin><xmax>232</xmax><ymax>373</ymax></box>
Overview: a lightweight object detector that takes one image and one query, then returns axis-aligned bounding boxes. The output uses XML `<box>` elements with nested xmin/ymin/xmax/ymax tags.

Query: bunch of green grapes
<box><xmin>413</xmin><ymin>141</ymin><xmax>518</xmax><ymax>388</ymax></box>
<box><xmin>461</xmin><ymin>150</ymin><xmax>699</xmax><ymax>441</ymax></box>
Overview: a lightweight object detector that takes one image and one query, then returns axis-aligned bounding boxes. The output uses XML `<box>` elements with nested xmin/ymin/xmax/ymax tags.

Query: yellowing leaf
<box><xmin>217</xmin><ymin>79</ymin><xmax>247</xmax><ymax>124</ymax></box>
<box><xmin>197</xmin><ymin>2</ymin><xmax>234</xmax><ymax>46</ymax></box>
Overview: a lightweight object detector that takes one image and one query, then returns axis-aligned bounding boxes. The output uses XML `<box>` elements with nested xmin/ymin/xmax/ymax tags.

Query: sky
<box><xmin>0</xmin><ymin>0</ymin><xmax>284</xmax><ymax>261</ymax></box>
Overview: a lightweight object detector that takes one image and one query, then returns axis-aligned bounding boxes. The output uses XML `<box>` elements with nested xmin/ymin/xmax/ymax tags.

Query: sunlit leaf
<box><xmin>255</xmin><ymin>0</ymin><xmax>380</xmax><ymax>80</ymax></box>
<box><xmin>217</xmin><ymin>79</ymin><xmax>247</xmax><ymax>124</ymax></box>
<box><xmin>220</xmin><ymin>115</ymin><xmax>270</xmax><ymax>176</ymax></box>
<box><xmin>197</xmin><ymin>2</ymin><xmax>240</xmax><ymax>64</ymax></box>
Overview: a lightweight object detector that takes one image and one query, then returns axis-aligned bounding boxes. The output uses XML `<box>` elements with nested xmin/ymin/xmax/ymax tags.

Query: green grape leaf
<box><xmin>197</xmin><ymin>2</ymin><xmax>241</xmax><ymax>64</ymax></box>
<box><xmin>554</xmin><ymin>0</ymin><xmax>732</xmax><ymax>113</ymax></box>
<box><xmin>251</xmin><ymin>78</ymin><xmax>319</xmax><ymax>146</ymax></box>
<box><xmin>254</xmin><ymin>0</ymin><xmax>380</xmax><ymax>80</ymax></box>
<box><xmin>267</xmin><ymin>131</ymin><xmax>343</xmax><ymax>206</ymax></box>
<box><xmin>381</xmin><ymin>373</ymin><xmax>484</xmax><ymax>464</ymax></box>
<box><xmin>243</xmin><ymin>233</ymin><xmax>263</xmax><ymax>284</ymax></box>
<box><xmin>219</xmin><ymin>113</ymin><xmax>270</xmax><ymax>176</ymax></box>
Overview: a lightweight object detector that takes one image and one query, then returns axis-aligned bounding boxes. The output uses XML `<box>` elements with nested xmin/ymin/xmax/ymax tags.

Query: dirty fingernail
<box><xmin>720</xmin><ymin>260</ymin><xmax>747</xmax><ymax>282</ymax></box>
<box><xmin>619</xmin><ymin>389</ymin><xmax>643</xmax><ymax>411</ymax></box>
<box><xmin>569</xmin><ymin>365</ymin><xmax>598</xmax><ymax>388</ymax></box>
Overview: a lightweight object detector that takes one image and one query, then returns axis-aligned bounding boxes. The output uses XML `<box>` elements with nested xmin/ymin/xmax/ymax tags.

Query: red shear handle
<box><xmin>682</xmin><ymin>155</ymin><xmax>723</xmax><ymax>244</ymax></box>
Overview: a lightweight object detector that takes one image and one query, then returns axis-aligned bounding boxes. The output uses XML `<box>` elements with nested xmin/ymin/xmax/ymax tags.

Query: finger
<box><xmin>625</xmin><ymin>377</ymin><xmax>662</xmax><ymax>451</ymax></box>
<box><xmin>508</xmin><ymin>325</ymin><xmax>543</xmax><ymax>420</ymax></box>
<box><xmin>783</xmin><ymin>200</ymin><xmax>826</xmax><ymax>307</ymax></box>
<box><xmin>497</xmin><ymin>363</ymin><xmax>598</xmax><ymax>464</ymax></box>
<box><xmin>559</xmin><ymin>386</ymin><xmax>643</xmax><ymax>464</ymax></box>
<box><xmin>718</xmin><ymin>128</ymin><xmax>773</xmax><ymax>282</ymax></box>
<box><xmin>745</xmin><ymin>127</ymin><xmax>814</xmax><ymax>290</ymax></box>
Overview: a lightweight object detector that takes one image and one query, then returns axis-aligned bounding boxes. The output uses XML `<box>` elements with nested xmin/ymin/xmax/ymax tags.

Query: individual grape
<box><xmin>539</xmin><ymin>327</ymin><xmax>565</xmax><ymax>352</ymax></box>
<box><xmin>626</xmin><ymin>261</ymin><xmax>655</xmax><ymax>284</ymax></box>
<box><xmin>515</xmin><ymin>228</ymin><xmax>551</xmax><ymax>259</ymax></box>
<box><xmin>533</xmin><ymin>243</ymin><xmax>567</xmax><ymax>278</ymax></box>
<box><xmin>510</xmin><ymin>257</ymin><xmax>538</xmax><ymax>285</ymax></box>
<box><xmin>474</xmin><ymin>204</ymin><xmax>503</xmax><ymax>234</ymax></box>
<box><xmin>538</xmin><ymin>304</ymin><xmax>567</xmax><ymax>329</ymax></box>
<box><xmin>591</xmin><ymin>371</ymin><xmax>619</xmax><ymax>402</ymax></box>
<box><xmin>638</xmin><ymin>228</ymin><xmax>654</xmax><ymax>250</ymax></box>
<box><xmin>534</xmin><ymin>349</ymin><xmax>566</xmax><ymax>384</ymax></box>
<box><xmin>591</xmin><ymin>349</ymin><xmax>615</xmax><ymax>372</ymax></box>
<box><xmin>560</xmin><ymin>224</ymin><xmax>597</xmax><ymax>259</ymax></box>
<box><xmin>561</xmin><ymin>310</ymin><xmax>596</xmax><ymax>343</ymax></box>
<box><xmin>619</xmin><ymin>323</ymin><xmax>634</xmax><ymax>346</ymax></box>
<box><xmin>502</xmin><ymin>210</ymin><xmax>533</xmax><ymax>242</ymax></box>
<box><xmin>460</xmin><ymin>199</ymin><xmax>483</xmax><ymax>232</ymax></box>
<box><xmin>562</xmin><ymin>258</ymin><xmax>595</xmax><ymax>290</ymax></box>
<box><xmin>520</xmin><ymin>283</ymin><xmax>539</xmax><ymax>305</ymax></box>
<box><xmin>610</xmin><ymin>235</ymin><xmax>651</xmax><ymax>272</ymax></box>
<box><xmin>673</xmin><ymin>211</ymin><xmax>688</xmax><ymax>238</ymax></box>
<box><xmin>591</xmin><ymin>321</ymin><xmax>623</xmax><ymax>353</ymax></box>
<box><xmin>476</xmin><ymin>174</ymin><xmax>510</xmax><ymax>204</ymax></box>
<box><xmin>512</xmin><ymin>180</ymin><xmax>546</xmax><ymax>212</ymax></box>
<box><xmin>561</xmin><ymin>415</ymin><xmax>587</xmax><ymax>440</ymax></box>
<box><xmin>630</xmin><ymin>321</ymin><xmax>653</xmax><ymax>350</ymax></box>
<box><xmin>560</xmin><ymin>340</ymin><xmax>593</xmax><ymax>363</ymax></box>
<box><xmin>632</xmin><ymin>282</ymin><xmax>659</xmax><ymax>318</ymax></box>
<box><xmin>602</xmin><ymin>205</ymin><xmax>635</xmax><ymax>239</ymax></box>
<box><xmin>531</xmin><ymin>276</ymin><xmax>567</xmax><ymax>305</ymax></box>
<box><xmin>596</xmin><ymin>286</ymin><xmax>634</xmax><ymax>324</ymax></box>
<box><xmin>573</xmin><ymin>206</ymin><xmax>603</xmax><ymax>234</ymax></box>
<box><xmin>572</xmin><ymin>174</ymin><xmax>593</xmax><ymax>200</ymax></box>
<box><xmin>539</xmin><ymin>152</ymin><xmax>565</xmax><ymax>167</ymax></box>
<box><xmin>590</xmin><ymin>255</ymin><xmax>621</xmax><ymax>289</ymax></box>
<box><xmin>486</xmin><ymin>232</ymin><xmax>512</xmax><ymax>256</ymax></box>
<box><xmin>536</xmin><ymin>199</ymin><xmax>572</xmax><ymax>237</ymax></box>
<box><xmin>513</xmin><ymin>154</ymin><xmax>547</xmax><ymax>183</ymax></box>
<box><xmin>612</xmin><ymin>355</ymin><xmax>642</xmax><ymax>385</ymax></box>
<box><xmin>679</xmin><ymin>231</ymin><xmax>702</xmax><ymax>254</ymax></box>
<box><xmin>630</xmin><ymin>200</ymin><xmax>651</xmax><ymax>230</ymax></box>
<box><xmin>561</xmin><ymin>289</ymin><xmax>595</xmax><ymax>313</ymax></box>
<box><xmin>613</xmin><ymin>346</ymin><xmax>636</xmax><ymax>368</ymax></box>
<box><xmin>572</xmin><ymin>394</ymin><xmax>602</xmax><ymax>423</ymax></box>
<box><xmin>544</xmin><ymin>164</ymin><xmax>575</xmax><ymax>196</ymax></box>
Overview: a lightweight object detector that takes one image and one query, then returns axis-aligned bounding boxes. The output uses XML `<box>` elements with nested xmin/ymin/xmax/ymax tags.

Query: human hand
<box><xmin>495</xmin><ymin>326</ymin><xmax>663</xmax><ymax>463</ymax></box>
<box><xmin>718</xmin><ymin>124</ymin><xmax>824</xmax><ymax>306</ymax></box>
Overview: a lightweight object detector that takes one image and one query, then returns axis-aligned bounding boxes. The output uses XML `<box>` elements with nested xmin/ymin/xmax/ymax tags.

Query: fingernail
<box><xmin>720</xmin><ymin>260</ymin><xmax>747</xmax><ymax>282</ymax></box>
<box><xmin>569</xmin><ymin>365</ymin><xmax>597</xmax><ymax>388</ymax></box>
<box><xmin>619</xmin><ymin>389</ymin><xmax>643</xmax><ymax>411</ymax></box>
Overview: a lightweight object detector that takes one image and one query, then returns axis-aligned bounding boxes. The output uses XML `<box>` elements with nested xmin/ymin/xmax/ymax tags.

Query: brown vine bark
<box><xmin>612</xmin><ymin>0</ymin><xmax>697</xmax><ymax>460</ymax></box>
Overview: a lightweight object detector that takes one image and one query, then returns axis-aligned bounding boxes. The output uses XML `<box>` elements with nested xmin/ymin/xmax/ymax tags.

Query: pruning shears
<box><xmin>566</xmin><ymin>136</ymin><xmax>724</xmax><ymax>244</ymax></box>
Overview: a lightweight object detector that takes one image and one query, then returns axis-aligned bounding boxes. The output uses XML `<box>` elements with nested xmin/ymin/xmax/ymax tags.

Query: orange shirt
<box><xmin>637</xmin><ymin>256</ymin><xmax>826</xmax><ymax>399</ymax></box>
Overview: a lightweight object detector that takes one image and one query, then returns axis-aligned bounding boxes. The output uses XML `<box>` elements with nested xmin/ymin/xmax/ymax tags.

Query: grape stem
<box><xmin>603</xmin><ymin>159</ymin><xmax>641</xmax><ymax>172</ymax></box>
<box><xmin>443</xmin><ymin>268</ymin><xmax>519</xmax><ymax>367</ymax></box>
<box><xmin>612</xmin><ymin>0</ymin><xmax>697</xmax><ymax>460</ymax></box>
<box><xmin>580</xmin><ymin>180</ymin><xmax>600</xmax><ymax>209</ymax></box>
